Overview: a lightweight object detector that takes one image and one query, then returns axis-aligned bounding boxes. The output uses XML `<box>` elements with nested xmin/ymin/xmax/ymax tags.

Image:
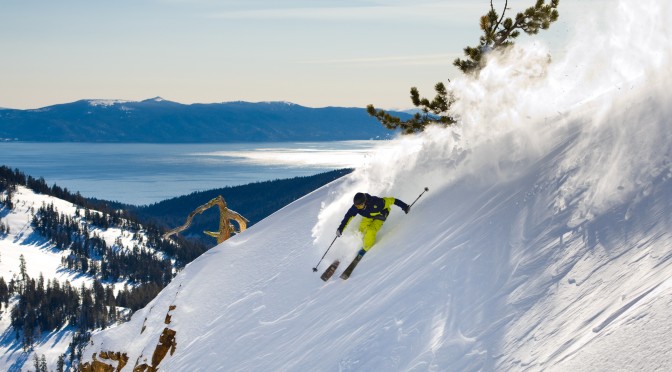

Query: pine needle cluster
<box><xmin>368</xmin><ymin>0</ymin><xmax>560</xmax><ymax>134</ymax></box>
<box><xmin>455</xmin><ymin>0</ymin><xmax>560</xmax><ymax>74</ymax></box>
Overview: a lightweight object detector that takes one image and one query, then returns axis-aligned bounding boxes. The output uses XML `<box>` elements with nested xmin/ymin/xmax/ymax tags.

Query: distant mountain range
<box><xmin>0</xmin><ymin>98</ymin><xmax>409</xmax><ymax>142</ymax></box>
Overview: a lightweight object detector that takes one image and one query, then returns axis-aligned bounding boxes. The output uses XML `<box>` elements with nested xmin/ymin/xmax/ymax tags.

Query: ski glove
<box><xmin>403</xmin><ymin>205</ymin><xmax>411</xmax><ymax>214</ymax></box>
<box><xmin>336</xmin><ymin>229</ymin><xmax>342</xmax><ymax>237</ymax></box>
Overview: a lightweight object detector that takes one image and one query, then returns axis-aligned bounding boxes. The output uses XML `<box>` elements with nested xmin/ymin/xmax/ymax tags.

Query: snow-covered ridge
<box><xmin>0</xmin><ymin>185</ymin><xmax>174</xmax><ymax>370</ymax></box>
<box><xmin>81</xmin><ymin>0</ymin><xmax>672</xmax><ymax>371</ymax></box>
<box><xmin>85</xmin><ymin>98</ymin><xmax>301</xmax><ymax>107</ymax></box>
<box><xmin>140</xmin><ymin>96</ymin><xmax>169</xmax><ymax>103</ymax></box>
<box><xmin>260</xmin><ymin>100</ymin><xmax>297</xmax><ymax>106</ymax></box>
<box><xmin>88</xmin><ymin>99</ymin><xmax>132</xmax><ymax>107</ymax></box>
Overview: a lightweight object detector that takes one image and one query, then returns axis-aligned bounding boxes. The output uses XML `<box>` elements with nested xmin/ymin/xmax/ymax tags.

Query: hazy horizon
<box><xmin>1</xmin><ymin>0</ymin><xmax>606</xmax><ymax>110</ymax></box>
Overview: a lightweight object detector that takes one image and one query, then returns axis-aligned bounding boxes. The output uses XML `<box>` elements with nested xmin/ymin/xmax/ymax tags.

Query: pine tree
<box><xmin>454</xmin><ymin>0</ymin><xmax>560</xmax><ymax>75</ymax></box>
<box><xmin>0</xmin><ymin>277</ymin><xmax>8</xmax><ymax>309</ymax></box>
<box><xmin>367</xmin><ymin>82</ymin><xmax>457</xmax><ymax>134</ymax></box>
<box><xmin>368</xmin><ymin>0</ymin><xmax>560</xmax><ymax>134</ymax></box>
<box><xmin>79</xmin><ymin>283</ymin><xmax>93</xmax><ymax>330</ymax></box>
<box><xmin>19</xmin><ymin>254</ymin><xmax>27</xmax><ymax>283</ymax></box>
<box><xmin>33</xmin><ymin>353</ymin><xmax>41</xmax><ymax>372</ymax></box>
<box><xmin>57</xmin><ymin>354</ymin><xmax>66</xmax><ymax>372</ymax></box>
<box><xmin>40</xmin><ymin>354</ymin><xmax>48</xmax><ymax>372</ymax></box>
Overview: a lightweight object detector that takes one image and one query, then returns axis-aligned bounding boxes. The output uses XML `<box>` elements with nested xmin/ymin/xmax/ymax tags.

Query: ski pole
<box><xmin>312</xmin><ymin>235</ymin><xmax>338</xmax><ymax>272</ymax></box>
<box><xmin>409</xmin><ymin>187</ymin><xmax>429</xmax><ymax>208</ymax></box>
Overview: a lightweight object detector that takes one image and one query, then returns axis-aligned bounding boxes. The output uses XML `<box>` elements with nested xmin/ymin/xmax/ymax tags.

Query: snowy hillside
<box><xmin>81</xmin><ymin>1</ymin><xmax>672</xmax><ymax>371</ymax></box>
<box><xmin>0</xmin><ymin>185</ymin><xmax>173</xmax><ymax>371</ymax></box>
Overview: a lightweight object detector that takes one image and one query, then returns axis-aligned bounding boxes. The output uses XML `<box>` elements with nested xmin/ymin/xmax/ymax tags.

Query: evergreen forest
<box><xmin>0</xmin><ymin>164</ymin><xmax>350</xmax><ymax>363</ymax></box>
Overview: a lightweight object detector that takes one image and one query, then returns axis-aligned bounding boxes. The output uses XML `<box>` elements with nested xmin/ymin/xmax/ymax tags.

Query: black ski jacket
<box><xmin>337</xmin><ymin>193</ymin><xmax>409</xmax><ymax>233</ymax></box>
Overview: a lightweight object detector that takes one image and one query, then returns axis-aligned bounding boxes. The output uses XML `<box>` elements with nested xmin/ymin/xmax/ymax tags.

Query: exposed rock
<box><xmin>79</xmin><ymin>351</ymin><xmax>128</xmax><ymax>371</ymax></box>
<box><xmin>81</xmin><ymin>305</ymin><xmax>177</xmax><ymax>371</ymax></box>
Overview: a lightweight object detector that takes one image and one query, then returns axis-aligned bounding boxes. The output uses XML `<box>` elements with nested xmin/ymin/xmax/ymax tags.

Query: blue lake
<box><xmin>0</xmin><ymin>141</ymin><xmax>378</xmax><ymax>205</ymax></box>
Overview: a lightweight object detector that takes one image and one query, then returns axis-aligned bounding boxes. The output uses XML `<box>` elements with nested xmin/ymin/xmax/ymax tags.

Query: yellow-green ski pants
<box><xmin>359</xmin><ymin>217</ymin><xmax>384</xmax><ymax>251</ymax></box>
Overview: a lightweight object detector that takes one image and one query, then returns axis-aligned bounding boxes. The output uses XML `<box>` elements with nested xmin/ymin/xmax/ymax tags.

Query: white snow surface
<box><xmin>80</xmin><ymin>0</ymin><xmax>672</xmax><ymax>370</ymax></box>
<box><xmin>88</xmin><ymin>99</ymin><xmax>132</xmax><ymax>107</ymax></box>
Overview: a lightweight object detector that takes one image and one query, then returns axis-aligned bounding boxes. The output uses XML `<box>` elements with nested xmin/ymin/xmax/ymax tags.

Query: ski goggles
<box><xmin>355</xmin><ymin>202</ymin><xmax>366</xmax><ymax>209</ymax></box>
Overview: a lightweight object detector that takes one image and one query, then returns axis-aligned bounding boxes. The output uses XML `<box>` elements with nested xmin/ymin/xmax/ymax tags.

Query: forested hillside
<box><xmin>1</xmin><ymin>167</ymin><xmax>205</xmax><ymax>368</ymax></box>
<box><xmin>1</xmin><ymin>165</ymin><xmax>349</xmax><ymax>369</ymax></box>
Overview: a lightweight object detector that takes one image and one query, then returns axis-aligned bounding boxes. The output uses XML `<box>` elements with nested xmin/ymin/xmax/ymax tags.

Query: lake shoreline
<box><xmin>0</xmin><ymin>141</ymin><xmax>377</xmax><ymax>205</ymax></box>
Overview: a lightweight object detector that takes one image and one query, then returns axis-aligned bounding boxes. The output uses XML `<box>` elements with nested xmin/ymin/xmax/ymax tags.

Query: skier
<box><xmin>317</xmin><ymin>188</ymin><xmax>425</xmax><ymax>280</ymax></box>
<box><xmin>337</xmin><ymin>192</ymin><xmax>410</xmax><ymax>257</ymax></box>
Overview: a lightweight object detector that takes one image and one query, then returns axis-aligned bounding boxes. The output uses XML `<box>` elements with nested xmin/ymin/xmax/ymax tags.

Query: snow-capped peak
<box><xmin>88</xmin><ymin>99</ymin><xmax>131</xmax><ymax>107</ymax></box>
<box><xmin>141</xmin><ymin>96</ymin><xmax>167</xmax><ymax>103</ymax></box>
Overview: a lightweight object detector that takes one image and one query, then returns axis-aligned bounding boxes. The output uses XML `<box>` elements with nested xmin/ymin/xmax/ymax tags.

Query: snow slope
<box><xmin>81</xmin><ymin>1</ymin><xmax>672</xmax><ymax>371</ymax></box>
<box><xmin>0</xmin><ymin>186</ymin><xmax>164</xmax><ymax>371</ymax></box>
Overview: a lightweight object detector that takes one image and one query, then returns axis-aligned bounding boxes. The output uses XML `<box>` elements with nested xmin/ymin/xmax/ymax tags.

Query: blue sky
<box><xmin>0</xmin><ymin>0</ymin><xmax>603</xmax><ymax>109</ymax></box>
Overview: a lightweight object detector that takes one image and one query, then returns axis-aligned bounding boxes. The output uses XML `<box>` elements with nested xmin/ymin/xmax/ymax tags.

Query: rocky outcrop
<box><xmin>80</xmin><ymin>305</ymin><xmax>178</xmax><ymax>372</ymax></box>
<box><xmin>134</xmin><ymin>328</ymin><xmax>177</xmax><ymax>371</ymax></box>
<box><xmin>79</xmin><ymin>351</ymin><xmax>128</xmax><ymax>372</ymax></box>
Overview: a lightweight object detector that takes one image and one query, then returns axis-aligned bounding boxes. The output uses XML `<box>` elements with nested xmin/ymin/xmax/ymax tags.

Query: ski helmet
<box><xmin>353</xmin><ymin>192</ymin><xmax>367</xmax><ymax>206</ymax></box>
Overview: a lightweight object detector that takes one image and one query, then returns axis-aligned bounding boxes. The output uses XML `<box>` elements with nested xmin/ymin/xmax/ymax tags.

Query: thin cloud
<box><xmin>206</xmin><ymin>3</ymin><xmax>480</xmax><ymax>22</ymax></box>
<box><xmin>297</xmin><ymin>53</ymin><xmax>462</xmax><ymax>66</ymax></box>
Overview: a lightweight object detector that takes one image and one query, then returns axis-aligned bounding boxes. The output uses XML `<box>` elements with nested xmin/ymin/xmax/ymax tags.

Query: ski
<box><xmin>340</xmin><ymin>252</ymin><xmax>364</xmax><ymax>280</ymax></box>
<box><xmin>320</xmin><ymin>260</ymin><xmax>340</xmax><ymax>281</ymax></box>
